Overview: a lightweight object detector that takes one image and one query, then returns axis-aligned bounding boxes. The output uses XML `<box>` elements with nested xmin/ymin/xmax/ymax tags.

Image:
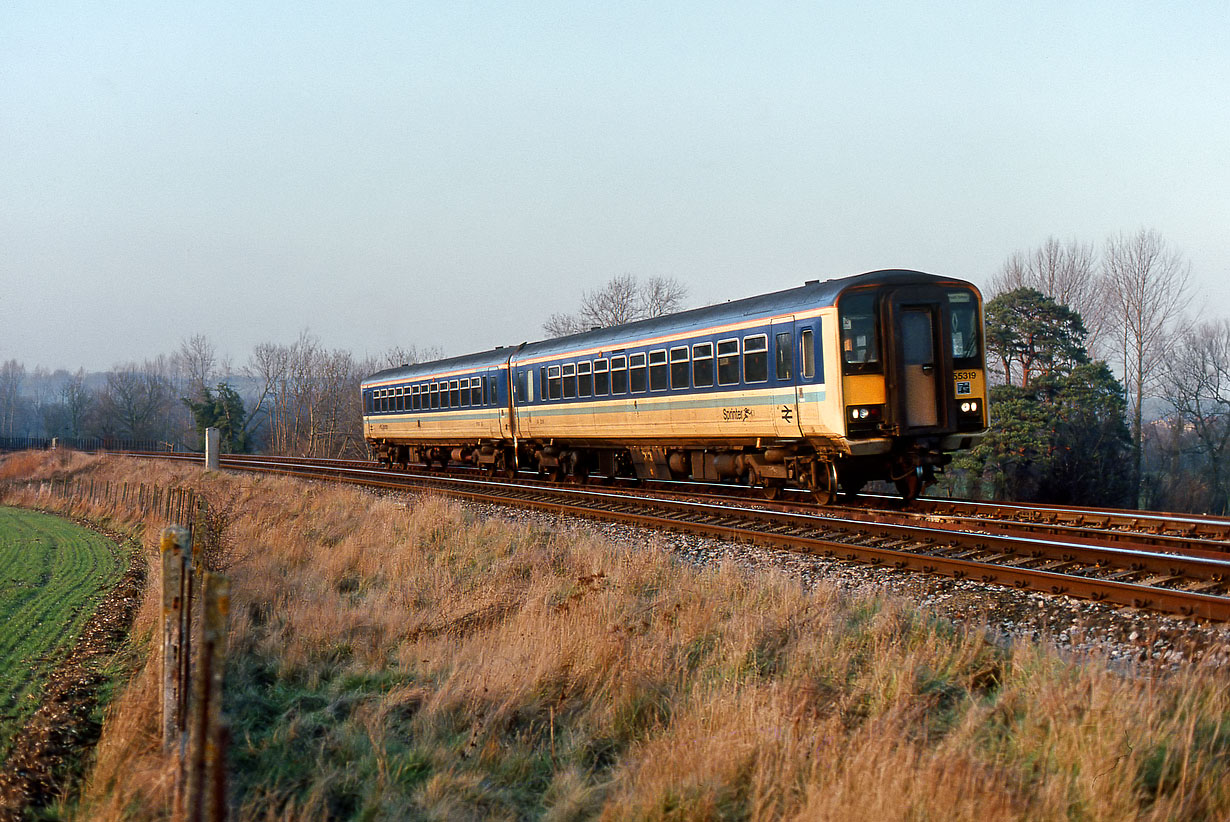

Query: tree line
<box><xmin>0</xmin><ymin>334</ymin><xmax>436</xmax><ymax>459</ymax></box>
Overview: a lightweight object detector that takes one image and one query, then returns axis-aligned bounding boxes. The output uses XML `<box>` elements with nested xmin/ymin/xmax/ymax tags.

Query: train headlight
<box><xmin>846</xmin><ymin>405</ymin><xmax>884</xmax><ymax>436</ymax></box>
<box><xmin>960</xmin><ymin>400</ymin><xmax>980</xmax><ymax>414</ymax></box>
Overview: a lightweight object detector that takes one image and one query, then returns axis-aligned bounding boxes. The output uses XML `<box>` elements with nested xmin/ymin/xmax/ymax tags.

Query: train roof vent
<box><xmin>804</xmin><ymin>279</ymin><xmax>819</xmax><ymax>285</ymax></box>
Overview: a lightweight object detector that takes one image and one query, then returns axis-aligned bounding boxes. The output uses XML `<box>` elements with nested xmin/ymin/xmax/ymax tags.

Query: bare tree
<box><xmin>94</xmin><ymin>361</ymin><xmax>177</xmax><ymax>442</ymax></box>
<box><xmin>378</xmin><ymin>345</ymin><xmax>442</xmax><ymax>369</ymax></box>
<box><xmin>247</xmin><ymin>332</ymin><xmax>370</xmax><ymax>457</ymax></box>
<box><xmin>1162</xmin><ymin>320</ymin><xmax>1230</xmax><ymax>514</ymax></box>
<box><xmin>543</xmin><ymin>274</ymin><xmax>689</xmax><ymax>337</ymax></box>
<box><xmin>176</xmin><ymin>334</ymin><xmax>218</xmax><ymax>400</ymax></box>
<box><xmin>1103</xmin><ymin>229</ymin><xmax>1192</xmax><ymax>499</ymax></box>
<box><xmin>639</xmin><ymin>276</ymin><xmax>689</xmax><ymax>318</ymax></box>
<box><xmin>59</xmin><ymin>369</ymin><xmax>93</xmax><ymax>438</ymax></box>
<box><xmin>990</xmin><ymin>237</ymin><xmax>1107</xmax><ymax>356</ymax></box>
<box><xmin>0</xmin><ymin>360</ymin><xmax>25</xmax><ymax>437</ymax></box>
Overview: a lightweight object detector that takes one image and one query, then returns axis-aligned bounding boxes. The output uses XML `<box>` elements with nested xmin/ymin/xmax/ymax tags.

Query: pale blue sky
<box><xmin>2</xmin><ymin>1</ymin><xmax>1227</xmax><ymax>372</ymax></box>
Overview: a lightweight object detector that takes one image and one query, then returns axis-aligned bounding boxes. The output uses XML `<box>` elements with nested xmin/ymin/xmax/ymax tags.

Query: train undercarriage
<box><xmin>368</xmin><ymin>436</ymin><xmax>950</xmax><ymax>503</ymax></box>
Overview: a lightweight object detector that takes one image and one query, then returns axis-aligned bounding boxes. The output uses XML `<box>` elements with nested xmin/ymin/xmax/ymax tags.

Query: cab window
<box><xmin>839</xmin><ymin>290</ymin><xmax>881</xmax><ymax>374</ymax></box>
<box><xmin>948</xmin><ymin>289</ymin><xmax>982</xmax><ymax>364</ymax></box>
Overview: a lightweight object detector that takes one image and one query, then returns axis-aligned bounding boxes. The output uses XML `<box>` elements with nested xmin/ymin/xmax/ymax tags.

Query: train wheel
<box><xmin>810</xmin><ymin>461</ymin><xmax>839</xmax><ymax>505</ymax></box>
<box><xmin>762</xmin><ymin>483</ymin><xmax>783</xmax><ymax>501</ymax></box>
<box><xmin>895</xmin><ymin>467</ymin><xmax>923</xmax><ymax>502</ymax></box>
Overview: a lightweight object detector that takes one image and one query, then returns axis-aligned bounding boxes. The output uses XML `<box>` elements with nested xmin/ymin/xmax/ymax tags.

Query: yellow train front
<box><xmin>361</xmin><ymin>269</ymin><xmax>988</xmax><ymax>502</ymax></box>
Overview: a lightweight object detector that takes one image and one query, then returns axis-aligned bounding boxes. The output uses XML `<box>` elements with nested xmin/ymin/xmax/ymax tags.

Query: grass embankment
<box><xmin>2</xmin><ymin>451</ymin><xmax>1229</xmax><ymax>820</ymax></box>
<box><xmin>0</xmin><ymin>506</ymin><xmax>126</xmax><ymax>764</ymax></box>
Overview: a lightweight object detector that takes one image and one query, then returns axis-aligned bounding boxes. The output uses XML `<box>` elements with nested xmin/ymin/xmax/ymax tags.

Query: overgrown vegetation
<box><xmin>2</xmin><ymin>453</ymin><xmax>1228</xmax><ymax>820</ymax></box>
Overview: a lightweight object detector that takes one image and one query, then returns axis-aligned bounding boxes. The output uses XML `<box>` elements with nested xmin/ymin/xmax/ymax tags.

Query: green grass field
<box><xmin>0</xmin><ymin>506</ymin><xmax>126</xmax><ymax>763</ymax></box>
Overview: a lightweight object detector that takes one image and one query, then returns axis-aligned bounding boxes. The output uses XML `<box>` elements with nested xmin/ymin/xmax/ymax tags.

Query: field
<box><xmin>0</xmin><ymin>506</ymin><xmax>126</xmax><ymax>764</ymax></box>
<box><xmin>2</xmin><ymin>452</ymin><xmax>1230</xmax><ymax>821</ymax></box>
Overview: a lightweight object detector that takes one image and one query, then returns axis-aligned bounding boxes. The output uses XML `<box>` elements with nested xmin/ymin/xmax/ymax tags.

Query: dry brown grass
<box><xmin>2</xmin><ymin>451</ymin><xmax>1228</xmax><ymax>821</ymax></box>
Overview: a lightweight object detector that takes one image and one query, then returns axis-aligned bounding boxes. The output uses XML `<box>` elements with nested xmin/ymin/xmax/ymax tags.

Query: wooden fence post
<box><xmin>185</xmin><ymin>572</ymin><xmax>230</xmax><ymax>822</ymax></box>
<box><xmin>160</xmin><ymin>527</ymin><xmax>190</xmax><ymax>750</ymax></box>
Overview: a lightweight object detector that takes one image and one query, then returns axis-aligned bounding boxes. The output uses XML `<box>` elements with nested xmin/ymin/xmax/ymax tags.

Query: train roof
<box><xmin>362</xmin><ymin>269</ymin><xmax>971</xmax><ymax>386</ymax></box>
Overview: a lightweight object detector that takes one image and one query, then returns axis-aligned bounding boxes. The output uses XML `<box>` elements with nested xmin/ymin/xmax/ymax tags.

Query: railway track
<box><xmin>128</xmin><ymin>451</ymin><xmax>1230</xmax><ymax>621</ymax></box>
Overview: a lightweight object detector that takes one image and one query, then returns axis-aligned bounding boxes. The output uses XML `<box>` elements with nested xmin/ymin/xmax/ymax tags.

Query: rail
<box><xmin>191</xmin><ymin>453</ymin><xmax>1230</xmax><ymax>621</ymax></box>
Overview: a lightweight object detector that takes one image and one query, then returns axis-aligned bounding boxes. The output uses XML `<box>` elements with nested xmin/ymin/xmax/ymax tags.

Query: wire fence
<box><xmin>0</xmin><ymin>435</ymin><xmax>191</xmax><ymax>453</ymax></box>
<box><xmin>2</xmin><ymin>476</ymin><xmax>231</xmax><ymax>821</ymax></box>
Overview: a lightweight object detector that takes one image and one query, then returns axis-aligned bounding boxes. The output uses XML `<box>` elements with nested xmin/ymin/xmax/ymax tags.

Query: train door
<box><xmin>771</xmin><ymin>316</ymin><xmax>804</xmax><ymax>438</ymax></box>
<box><xmin>886</xmin><ymin>288</ymin><xmax>950</xmax><ymax>432</ymax></box>
<box><xmin>488</xmin><ymin>367</ymin><xmax>509</xmax><ymax>438</ymax></box>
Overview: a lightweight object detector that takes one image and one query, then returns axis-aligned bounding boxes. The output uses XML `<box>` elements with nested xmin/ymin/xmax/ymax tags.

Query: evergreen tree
<box><xmin>962</xmin><ymin>290</ymin><xmax>1132</xmax><ymax>505</ymax></box>
<box><xmin>985</xmin><ymin>287</ymin><xmax>1089</xmax><ymax>385</ymax></box>
<box><xmin>183</xmin><ymin>383</ymin><xmax>250</xmax><ymax>453</ymax></box>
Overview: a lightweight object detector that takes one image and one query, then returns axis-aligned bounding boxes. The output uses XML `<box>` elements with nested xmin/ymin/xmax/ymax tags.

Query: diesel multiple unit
<box><xmin>361</xmin><ymin>269</ymin><xmax>988</xmax><ymax>501</ymax></box>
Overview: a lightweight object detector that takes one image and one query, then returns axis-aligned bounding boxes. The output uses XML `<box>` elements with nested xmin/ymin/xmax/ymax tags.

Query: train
<box><xmin>361</xmin><ymin>269</ymin><xmax>988</xmax><ymax>502</ymax></box>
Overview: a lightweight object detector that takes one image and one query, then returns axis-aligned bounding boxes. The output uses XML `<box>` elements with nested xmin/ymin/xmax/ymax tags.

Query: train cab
<box><xmin>835</xmin><ymin>274</ymin><xmax>988</xmax><ymax>497</ymax></box>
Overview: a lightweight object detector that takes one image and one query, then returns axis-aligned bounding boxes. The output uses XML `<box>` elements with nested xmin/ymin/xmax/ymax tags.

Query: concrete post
<box><xmin>205</xmin><ymin>427</ymin><xmax>221</xmax><ymax>471</ymax></box>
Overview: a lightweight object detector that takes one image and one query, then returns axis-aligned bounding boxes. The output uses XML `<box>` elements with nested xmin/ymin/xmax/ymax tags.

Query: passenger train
<box><xmin>361</xmin><ymin>269</ymin><xmax>988</xmax><ymax>502</ymax></box>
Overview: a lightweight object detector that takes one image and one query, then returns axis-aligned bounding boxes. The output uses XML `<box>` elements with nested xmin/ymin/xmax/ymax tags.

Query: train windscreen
<box><xmin>839</xmin><ymin>291</ymin><xmax>881</xmax><ymax>374</ymax></box>
<box><xmin>947</xmin><ymin>288</ymin><xmax>981</xmax><ymax>364</ymax></box>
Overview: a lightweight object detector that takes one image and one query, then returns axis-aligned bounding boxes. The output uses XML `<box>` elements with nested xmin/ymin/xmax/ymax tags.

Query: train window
<box><xmin>717</xmin><ymin>339</ymin><xmax>740</xmax><ymax>385</ymax></box>
<box><xmin>459</xmin><ymin>378</ymin><xmax>470</xmax><ymax>407</ymax></box>
<box><xmin>449</xmin><ymin>381</ymin><xmax>459</xmax><ymax>407</ymax></box>
<box><xmin>948</xmin><ymin>289</ymin><xmax>981</xmax><ymax>362</ymax></box>
<box><xmin>775</xmin><ymin>333</ymin><xmax>793</xmax><ymax>380</ymax></box>
<box><xmin>375</xmin><ymin>390</ymin><xmax>382</xmax><ymax>413</ymax></box>
<box><xmin>800</xmin><ymin>329</ymin><xmax>815</xmax><ymax>380</ymax></box>
<box><xmin>649</xmin><ymin>350</ymin><xmax>668</xmax><ymax>391</ymax></box>
<box><xmin>593</xmin><ymin>360</ymin><xmax>609</xmax><ymax>395</ymax></box>
<box><xmin>670</xmin><ymin>347</ymin><xmax>689</xmax><ymax>389</ymax></box>
<box><xmin>409</xmin><ymin>386</ymin><xmax>418</xmax><ymax>411</ymax></box>
<box><xmin>472</xmin><ymin>378</ymin><xmax>483</xmax><ymax>406</ymax></box>
<box><xmin>548</xmin><ymin>365</ymin><xmax>562</xmax><ymax>401</ymax></box>
<box><xmin>610</xmin><ymin>356</ymin><xmax>628</xmax><ymax>394</ymax></box>
<box><xmin>744</xmin><ymin>335</ymin><xmax>768</xmax><ymax>383</ymax></box>
<box><xmin>539</xmin><ymin>368</ymin><xmax>546</xmax><ymax>401</ymax></box>
<box><xmin>516</xmin><ymin>371</ymin><xmax>527</xmax><ymax>403</ymax></box>
<box><xmin>692</xmin><ymin>343</ymin><xmax>713</xmax><ymax>387</ymax></box>
<box><xmin>839</xmin><ymin>290</ymin><xmax>881</xmax><ymax>374</ymax></box>
<box><xmin>630</xmin><ymin>353</ymin><xmax>647</xmax><ymax>393</ymax></box>
<box><xmin>577</xmin><ymin>361</ymin><xmax>592</xmax><ymax>397</ymax></box>
<box><xmin>395</xmin><ymin>388</ymin><xmax>404</xmax><ymax>412</ymax></box>
<box><xmin>562</xmin><ymin>364</ymin><xmax>577</xmax><ymax>399</ymax></box>
<box><xmin>430</xmin><ymin>383</ymin><xmax>440</xmax><ymax>409</ymax></box>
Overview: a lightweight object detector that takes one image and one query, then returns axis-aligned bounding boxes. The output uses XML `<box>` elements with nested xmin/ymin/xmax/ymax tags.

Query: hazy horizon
<box><xmin>4</xmin><ymin>2</ymin><xmax>1227</xmax><ymax>373</ymax></box>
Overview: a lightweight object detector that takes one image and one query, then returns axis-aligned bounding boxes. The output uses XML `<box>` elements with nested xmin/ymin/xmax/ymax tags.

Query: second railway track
<box><xmin>138</xmin><ymin>451</ymin><xmax>1230</xmax><ymax>621</ymax></box>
